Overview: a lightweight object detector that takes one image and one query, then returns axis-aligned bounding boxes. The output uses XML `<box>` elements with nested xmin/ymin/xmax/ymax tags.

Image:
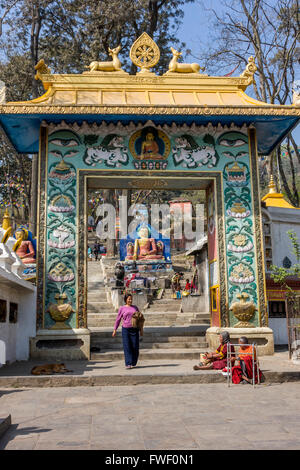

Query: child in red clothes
<box><xmin>185</xmin><ymin>279</ymin><xmax>191</xmax><ymax>292</ymax></box>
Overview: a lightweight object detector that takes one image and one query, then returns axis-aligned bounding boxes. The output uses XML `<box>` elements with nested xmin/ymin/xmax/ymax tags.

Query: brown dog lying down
<box><xmin>31</xmin><ymin>363</ymin><xmax>73</xmax><ymax>375</ymax></box>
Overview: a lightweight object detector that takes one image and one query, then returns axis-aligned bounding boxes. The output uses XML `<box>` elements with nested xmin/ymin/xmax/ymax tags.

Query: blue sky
<box><xmin>176</xmin><ymin>1</ymin><xmax>299</xmax><ymax>144</ymax></box>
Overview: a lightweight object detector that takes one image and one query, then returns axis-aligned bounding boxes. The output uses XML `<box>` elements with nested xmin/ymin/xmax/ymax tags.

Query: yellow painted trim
<box><xmin>210</xmin><ymin>286</ymin><xmax>218</xmax><ymax>312</ymax></box>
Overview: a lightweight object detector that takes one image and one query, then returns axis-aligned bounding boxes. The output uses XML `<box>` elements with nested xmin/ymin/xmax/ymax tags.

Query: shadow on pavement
<box><xmin>0</xmin><ymin>390</ymin><xmax>26</xmax><ymax>397</ymax></box>
<box><xmin>133</xmin><ymin>364</ymin><xmax>180</xmax><ymax>369</ymax></box>
<box><xmin>0</xmin><ymin>424</ymin><xmax>51</xmax><ymax>450</ymax></box>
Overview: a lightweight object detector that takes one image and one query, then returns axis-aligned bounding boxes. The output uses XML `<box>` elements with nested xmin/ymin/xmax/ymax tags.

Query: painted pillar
<box><xmin>33</xmin><ymin>125</ymin><xmax>90</xmax><ymax>360</ymax></box>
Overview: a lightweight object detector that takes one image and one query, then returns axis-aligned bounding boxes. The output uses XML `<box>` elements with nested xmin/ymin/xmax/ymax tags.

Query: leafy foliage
<box><xmin>0</xmin><ymin>0</ymin><xmax>194</xmax><ymax>220</ymax></box>
<box><xmin>271</xmin><ymin>230</ymin><xmax>300</xmax><ymax>295</ymax></box>
<box><xmin>197</xmin><ymin>0</ymin><xmax>300</xmax><ymax>206</ymax></box>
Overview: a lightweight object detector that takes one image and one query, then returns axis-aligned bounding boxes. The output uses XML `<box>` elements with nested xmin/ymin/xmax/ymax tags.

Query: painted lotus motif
<box><xmin>48</xmin><ymin>239</ymin><xmax>75</xmax><ymax>249</ymax></box>
<box><xmin>49</xmin><ymin>195</ymin><xmax>75</xmax><ymax>213</ymax></box>
<box><xmin>229</xmin><ymin>263</ymin><xmax>255</xmax><ymax>284</ymax></box>
<box><xmin>48</xmin><ymin>225</ymin><xmax>75</xmax><ymax>249</ymax></box>
<box><xmin>228</xmin><ymin>234</ymin><xmax>254</xmax><ymax>253</ymax></box>
<box><xmin>227</xmin><ymin>202</ymin><xmax>251</xmax><ymax>218</ymax></box>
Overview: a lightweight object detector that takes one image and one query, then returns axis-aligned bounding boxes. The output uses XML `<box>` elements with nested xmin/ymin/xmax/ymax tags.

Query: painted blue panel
<box><xmin>0</xmin><ymin>113</ymin><xmax>298</xmax><ymax>154</ymax></box>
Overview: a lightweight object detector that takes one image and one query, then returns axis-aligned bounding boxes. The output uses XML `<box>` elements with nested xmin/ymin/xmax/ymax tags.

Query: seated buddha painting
<box><xmin>129</xmin><ymin>126</ymin><xmax>170</xmax><ymax>161</ymax></box>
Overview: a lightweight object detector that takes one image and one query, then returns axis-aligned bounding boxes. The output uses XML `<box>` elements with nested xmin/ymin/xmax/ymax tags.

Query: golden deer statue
<box><xmin>86</xmin><ymin>45</ymin><xmax>125</xmax><ymax>72</ymax></box>
<box><xmin>167</xmin><ymin>47</ymin><xmax>205</xmax><ymax>74</ymax></box>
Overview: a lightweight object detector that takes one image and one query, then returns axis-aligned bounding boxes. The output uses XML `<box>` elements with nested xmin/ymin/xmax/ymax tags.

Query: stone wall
<box><xmin>0</xmin><ymin>240</ymin><xmax>36</xmax><ymax>365</ymax></box>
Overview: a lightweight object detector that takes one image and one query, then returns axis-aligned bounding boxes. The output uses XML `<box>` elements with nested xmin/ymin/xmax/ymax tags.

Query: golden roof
<box><xmin>0</xmin><ymin>34</ymin><xmax>298</xmax><ymax>155</ymax></box>
<box><xmin>6</xmin><ymin>66</ymin><xmax>286</xmax><ymax>109</ymax></box>
<box><xmin>262</xmin><ymin>176</ymin><xmax>300</xmax><ymax>209</ymax></box>
<box><xmin>1</xmin><ymin>32</ymin><xmax>299</xmax><ymax>115</ymax></box>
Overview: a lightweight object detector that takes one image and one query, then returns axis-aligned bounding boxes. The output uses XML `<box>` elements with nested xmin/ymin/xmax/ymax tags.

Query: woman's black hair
<box><xmin>240</xmin><ymin>336</ymin><xmax>248</xmax><ymax>344</ymax></box>
<box><xmin>124</xmin><ymin>293</ymin><xmax>132</xmax><ymax>303</ymax></box>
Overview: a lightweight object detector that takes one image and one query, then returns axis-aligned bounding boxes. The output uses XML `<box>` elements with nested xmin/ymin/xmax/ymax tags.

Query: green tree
<box><xmin>271</xmin><ymin>230</ymin><xmax>300</xmax><ymax>293</ymax></box>
<box><xmin>0</xmin><ymin>0</ymin><xmax>194</xmax><ymax>226</ymax></box>
<box><xmin>196</xmin><ymin>0</ymin><xmax>300</xmax><ymax>205</ymax></box>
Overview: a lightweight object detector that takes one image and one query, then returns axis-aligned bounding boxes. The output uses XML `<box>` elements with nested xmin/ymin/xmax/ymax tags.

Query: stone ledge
<box><xmin>206</xmin><ymin>327</ymin><xmax>275</xmax><ymax>355</ymax></box>
<box><xmin>0</xmin><ymin>370</ymin><xmax>299</xmax><ymax>388</ymax></box>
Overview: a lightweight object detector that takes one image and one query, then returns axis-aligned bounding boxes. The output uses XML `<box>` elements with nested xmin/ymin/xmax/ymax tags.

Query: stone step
<box><xmin>88</xmin><ymin>321</ymin><xmax>200</xmax><ymax>327</ymax></box>
<box><xmin>88</xmin><ymin>296</ymin><xmax>109</xmax><ymax>302</ymax></box>
<box><xmin>88</xmin><ymin>310</ymin><xmax>210</xmax><ymax>326</ymax></box>
<box><xmin>88</xmin><ymin>317</ymin><xmax>209</xmax><ymax>326</ymax></box>
<box><xmin>90</xmin><ymin>349</ymin><xmax>205</xmax><ymax>360</ymax></box>
<box><xmin>89</xmin><ymin>325</ymin><xmax>208</xmax><ymax>337</ymax></box>
<box><xmin>146</xmin><ymin>305</ymin><xmax>181</xmax><ymax>312</ymax></box>
<box><xmin>88</xmin><ymin>288</ymin><xmax>106</xmax><ymax>292</ymax></box>
<box><xmin>91</xmin><ymin>336</ymin><xmax>207</xmax><ymax>351</ymax></box>
<box><xmin>0</xmin><ymin>368</ymin><xmax>298</xmax><ymax>388</ymax></box>
<box><xmin>91</xmin><ymin>334</ymin><xmax>207</xmax><ymax>344</ymax></box>
<box><xmin>88</xmin><ymin>312</ymin><xmax>209</xmax><ymax>321</ymax></box>
<box><xmin>88</xmin><ymin>311</ymin><xmax>208</xmax><ymax>318</ymax></box>
<box><xmin>87</xmin><ymin>302</ymin><xmax>113</xmax><ymax>312</ymax></box>
<box><xmin>91</xmin><ymin>341</ymin><xmax>207</xmax><ymax>350</ymax></box>
<box><xmin>88</xmin><ymin>285</ymin><xmax>105</xmax><ymax>291</ymax></box>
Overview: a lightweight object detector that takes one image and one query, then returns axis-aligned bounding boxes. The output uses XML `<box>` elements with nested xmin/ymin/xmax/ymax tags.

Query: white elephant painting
<box><xmin>84</xmin><ymin>134</ymin><xmax>129</xmax><ymax>167</ymax></box>
<box><xmin>172</xmin><ymin>134</ymin><xmax>218</xmax><ymax>168</ymax></box>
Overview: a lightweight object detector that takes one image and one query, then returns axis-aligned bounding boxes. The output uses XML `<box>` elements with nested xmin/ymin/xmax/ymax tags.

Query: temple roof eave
<box><xmin>0</xmin><ymin>105</ymin><xmax>298</xmax><ymax>156</ymax></box>
<box><xmin>0</xmin><ymin>72</ymin><xmax>299</xmax><ymax>155</ymax></box>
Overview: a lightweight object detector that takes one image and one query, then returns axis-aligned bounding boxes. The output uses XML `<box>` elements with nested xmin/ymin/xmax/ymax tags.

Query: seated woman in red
<box><xmin>193</xmin><ymin>331</ymin><xmax>235</xmax><ymax>370</ymax></box>
<box><xmin>231</xmin><ymin>336</ymin><xmax>262</xmax><ymax>384</ymax></box>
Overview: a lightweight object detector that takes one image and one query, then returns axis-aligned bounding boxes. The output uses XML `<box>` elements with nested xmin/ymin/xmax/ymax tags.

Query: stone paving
<box><xmin>1</xmin><ymin>382</ymin><xmax>300</xmax><ymax>450</ymax></box>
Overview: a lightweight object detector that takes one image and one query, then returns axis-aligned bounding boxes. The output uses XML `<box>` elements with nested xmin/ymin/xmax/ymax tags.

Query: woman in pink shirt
<box><xmin>112</xmin><ymin>293</ymin><xmax>141</xmax><ymax>369</ymax></box>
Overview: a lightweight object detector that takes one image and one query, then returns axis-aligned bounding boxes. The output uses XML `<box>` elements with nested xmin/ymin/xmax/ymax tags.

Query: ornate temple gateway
<box><xmin>0</xmin><ymin>34</ymin><xmax>299</xmax><ymax>359</ymax></box>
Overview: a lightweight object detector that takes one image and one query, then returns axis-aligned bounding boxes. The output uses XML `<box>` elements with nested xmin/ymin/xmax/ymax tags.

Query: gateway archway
<box><xmin>1</xmin><ymin>33</ymin><xmax>298</xmax><ymax>359</ymax></box>
<box><xmin>32</xmin><ymin>120</ymin><xmax>271</xmax><ymax>359</ymax></box>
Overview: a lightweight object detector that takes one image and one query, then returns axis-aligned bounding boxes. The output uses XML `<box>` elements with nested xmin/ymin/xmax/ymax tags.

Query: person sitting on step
<box><xmin>231</xmin><ymin>336</ymin><xmax>262</xmax><ymax>384</ymax></box>
<box><xmin>193</xmin><ymin>331</ymin><xmax>235</xmax><ymax>371</ymax></box>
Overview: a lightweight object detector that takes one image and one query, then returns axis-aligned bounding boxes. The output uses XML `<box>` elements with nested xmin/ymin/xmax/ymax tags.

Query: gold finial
<box><xmin>130</xmin><ymin>32</ymin><xmax>160</xmax><ymax>74</ymax></box>
<box><xmin>35</xmin><ymin>59</ymin><xmax>51</xmax><ymax>81</ymax></box>
<box><xmin>2</xmin><ymin>208</ymin><xmax>11</xmax><ymax>230</ymax></box>
<box><xmin>240</xmin><ymin>56</ymin><xmax>257</xmax><ymax>83</ymax></box>
<box><xmin>268</xmin><ymin>174</ymin><xmax>277</xmax><ymax>194</ymax></box>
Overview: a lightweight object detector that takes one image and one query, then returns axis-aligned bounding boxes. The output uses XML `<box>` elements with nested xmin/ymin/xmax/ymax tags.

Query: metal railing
<box><xmin>286</xmin><ymin>295</ymin><xmax>300</xmax><ymax>360</ymax></box>
<box><xmin>226</xmin><ymin>343</ymin><xmax>260</xmax><ymax>388</ymax></box>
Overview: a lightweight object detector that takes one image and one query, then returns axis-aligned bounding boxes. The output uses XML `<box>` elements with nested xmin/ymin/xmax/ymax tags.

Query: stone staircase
<box><xmin>90</xmin><ymin>326</ymin><xmax>208</xmax><ymax>360</ymax></box>
<box><xmin>87</xmin><ymin>253</ymin><xmax>210</xmax><ymax>361</ymax></box>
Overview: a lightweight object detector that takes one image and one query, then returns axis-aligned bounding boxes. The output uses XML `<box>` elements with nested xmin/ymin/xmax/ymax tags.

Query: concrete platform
<box><xmin>0</xmin><ymin>351</ymin><xmax>299</xmax><ymax>388</ymax></box>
